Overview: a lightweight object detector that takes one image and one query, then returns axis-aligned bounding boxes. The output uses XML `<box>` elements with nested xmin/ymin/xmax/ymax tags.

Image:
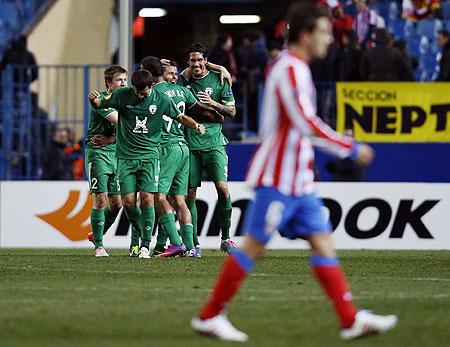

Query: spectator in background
<box><xmin>263</xmin><ymin>40</ymin><xmax>282</xmax><ymax>78</ymax></box>
<box><xmin>402</xmin><ymin>0</ymin><xmax>441</xmax><ymax>22</ymax></box>
<box><xmin>353</xmin><ymin>0</ymin><xmax>379</xmax><ymax>49</ymax></box>
<box><xmin>208</xmin><ymin>32</ymin><xmax>238</xmax><ymax>82</ymax></box>
<box><xmin>64</xmin><ymin>128</ymin><xmax>84</xmax><ymax>180</ymax></box>
<box><xmin>393</xmin><ymin>38</ymin><xmax>419</xmax><ymax>71</ymax></box>
<box><xmin>0</xmin><ymin>35</ymin><xmax>38</xmax><ymax>89</ymax></box>
<box><xmin>338</xmin><ymin>30</ymin><xmax>362</xmax><ymax>81</ymax></box>
<box><xmin>360</xmin><ymin>28</ymin><xmax>414</xmax><ymax>81</ymax></box>
<box><xmin>325</xmin><ymin>129</ymin><xmax>367</xmax><ymax>181</ymax></box>
<box><xmin>331</xmin><ymin>3</ymin><xmax>354</xmax><ymax>47</ymax></box>
<box><xmin>41</xmin><ymin>126</ymin><xmax>74</xmax><ymax>180</ymax></box>
<box><xmin>436</xmin><ymin>29</ymin><xmax>450</xmax><ymax>81</ymax></box>
<box><xmin>236</xmin><ymin>31</ymin><xmax>267</xmax><ymax>133</ymax></box>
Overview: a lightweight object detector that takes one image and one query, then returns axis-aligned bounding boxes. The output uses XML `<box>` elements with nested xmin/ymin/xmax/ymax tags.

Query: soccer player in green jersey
<box><xmin>89</xmin><ymin>70</ymin><xmax>205</xmax><ymax>258</ymax></box>
<box><xmin>141</xmin><ymin>57</ymin><xmax>220</xmax><ymax>257</ymax></box>
<box><xmin>85</xmin><ymin>64</ymin><xmax>127</xmax><ymax>257</ymax></box>
<box><xmin>181</xmin><ymin>43</ymin><xmax>237</xmax><ymax>255</ymax></box>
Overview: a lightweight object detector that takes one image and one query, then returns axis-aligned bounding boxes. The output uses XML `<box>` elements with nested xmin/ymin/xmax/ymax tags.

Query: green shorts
<box><xmin>159</xmin><ymin>143</ymin><xmax>190</xmax><ymax>195</ymax></box>
<box><xmin>85</xmin><ymin>147</ymin><xmax>119</xmax><ymax>194</ymax></box>
<box><xmin>189</xmin><ymin>146</ymin><xmax>228</xmax><ymax>188</ymax></box>
<box><xmin>117</xmin><ymin>158</ymin><xmax>159</xmax><ymax>194</ymax></box>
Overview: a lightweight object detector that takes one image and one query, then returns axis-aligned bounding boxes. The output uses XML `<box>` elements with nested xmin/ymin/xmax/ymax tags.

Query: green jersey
<box><xmin>153</xmin><ymin>81</ymin><xmax>197</xmax><ymax>147</ymax></box>
<box><xmin>85</xmin><ymin>90</ymin><xmax>116</xmax><ymax>152</ymax></box>
<box><xmin>181</xmin><ymin>71</ymin><xmax>235</xmax><ymax>150</ymax></box>
<box><xmin>99</xmin><ymin>87</ymin><xmax>180</xmax><ymax>160</ymax></box>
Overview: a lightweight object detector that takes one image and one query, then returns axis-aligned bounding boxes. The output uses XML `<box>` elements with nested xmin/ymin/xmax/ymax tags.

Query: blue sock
<box><xmin>231</xmin><ymin>249</ymin><xmax>255</xmax><ymax>273</ymax></box>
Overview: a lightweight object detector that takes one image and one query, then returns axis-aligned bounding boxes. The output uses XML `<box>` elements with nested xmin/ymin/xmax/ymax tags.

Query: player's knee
<box><xmin>215</xmin><ymin>183</ymin><xmax>229</xmax><ymax>199</ymax></box>
<box><xmin>308</xmin><ymin>233</ymin><xmax>336</xmax><ymax>257</ymax></box>
<box><xmin>93</xmin><ymin>193</ymin><xmax>108</xmax><ymax>209</ymax></box>
<box><xmin>108</xmin><ymin>195</ymin><xmax>122</xmax><ymax>211</ymax></box>
<box><xmin>140</xmin><ymin>193</ymin><xmax>154</xmax><ymax>207</ymax></box>
<box><xmin>187</xmin><ymin>188</ymin><xmax>197</xmax><ymax>201</ymax></box>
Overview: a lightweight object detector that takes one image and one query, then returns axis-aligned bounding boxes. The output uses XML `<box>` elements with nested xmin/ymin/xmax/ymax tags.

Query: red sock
<box><xmin>199</xmin><ymin>255</ymin><xmax>247</xmax><ymax>320</ymax></box>
<box><xmin>312</xmin><ymin>266</ymin><xmax>357</xmax><ymax>328</ymax></box>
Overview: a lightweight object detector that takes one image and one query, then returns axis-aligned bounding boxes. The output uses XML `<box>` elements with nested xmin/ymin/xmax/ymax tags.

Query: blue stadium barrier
<box><xmin>227</xmin><ymin>143</ymin><xmax>450</xmax><ymax>183</ymax></box>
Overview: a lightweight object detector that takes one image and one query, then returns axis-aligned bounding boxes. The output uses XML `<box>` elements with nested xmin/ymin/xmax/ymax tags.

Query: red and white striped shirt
<box><xmin>246</xmin><ymin>51</ymin><xmax>355</xmax><ymax>196</ymax></box>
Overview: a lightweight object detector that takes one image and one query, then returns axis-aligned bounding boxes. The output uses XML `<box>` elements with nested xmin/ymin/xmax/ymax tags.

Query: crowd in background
<box><xmin>0</xmin><ymin>0</ymin><xmax>449</xmax><ymax>181</ymax></box>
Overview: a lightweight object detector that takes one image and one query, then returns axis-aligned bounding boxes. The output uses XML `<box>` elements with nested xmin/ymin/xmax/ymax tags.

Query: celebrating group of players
<box><xmin>86</xmin><ymin>43</ymin><xmax>237</xmax><ymax>258</ymax></box>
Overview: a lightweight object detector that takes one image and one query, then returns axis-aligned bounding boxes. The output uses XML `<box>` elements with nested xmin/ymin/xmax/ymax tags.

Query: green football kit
<box><xmin>85</xmin><ymin>90</ymin><xmax>119</xmax><ymax>194</ymax></box>
<box><xmin>99</xmin><ymin>86</ymin><xmax>180</xmax><ymax>249</ymax></box>
<box><xmin>180</xmin><ymin>71</ymin><xmax>235</xmax><ymax>243</ymax></box>
<box><xmin>85</xmin><ymin>90</ymin><xmax>124</xmax><ymax>249</ymax></box>
<box><xmin>152</xmin><ymin>81</ymin><xmax>199</xmax><ymax>251</ymax></box>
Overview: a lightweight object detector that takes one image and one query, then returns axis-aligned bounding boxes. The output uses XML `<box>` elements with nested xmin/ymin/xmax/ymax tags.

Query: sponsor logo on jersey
<box><xmin>126</xmin><ymin>105</ymin><xmax>135</xmax><ymax>108</ymax></box>
<box><xmin>133</xmin><ymin>116</ymin><xmax>149</xmax><ymax>133</ymax></box>
<box><xmin>36</xmin><ymin>190</ymin><xmax>93</xmax><ymax>241</ymax></box>
<box><xmin>205</xmin><ymin>87</ymin><xmax>213</xmax><ymax>95</ymax></box>
<box><xmin>149</xmin><ymin>105</ymin><xmax>157</xmax><ymax>114</ymax></box>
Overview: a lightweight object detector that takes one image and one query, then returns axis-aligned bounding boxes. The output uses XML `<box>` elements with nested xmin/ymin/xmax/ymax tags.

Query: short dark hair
<box><xmin>131</xmin><ymin>70</ymin><xmax>153</xmax><ymax>90</ymax></box>
<box><xmin>140</xmin><ymin>56</ymin><xmax>164</xmax><ymax>77</ymax></box>
<box><xmin>104</xmin><ymin>64</ymin><xmax>127</xmax><ymax>89</ymax></box>
<box><xmin>287</xmin><ymin>2</ymin><xmax>329</xmax><ymax>44</ymax></box>
<box><xmin>185</xmin><ymin>43</ymin><xmax>208</xmax><ymax>60</ymax></box>
<box><xmin>438</xmin><ymin>29</ymin><xmax>449</xmax><ymax>39</ymax></box>
<box><xmin>168</xmin><ymin>60</ymin><xmax>178</xmax><ymax>68</ymax></box>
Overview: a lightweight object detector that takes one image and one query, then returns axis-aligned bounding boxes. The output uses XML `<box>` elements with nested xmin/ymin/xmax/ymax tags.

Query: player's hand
<box><xmin>90</xmin><ymin>134</ymin><xmax>116</xmax><ymax>148</ymax></box>
<box><xmin>197</xmin><ymin>91</ymin><xmax>214</xmax><ymax>106</ymax></box>
<box><xmin>219</xmin><ymin>66</ymin><xmax>233</xmax><ymax>86</ymax></box>
<box><xmin>355</xmin><ymin>143</ymin><xmax>375</xmax><ymax>166</ymax></box>
<box><xmin>89</xmin><ymin>90</ymin><xmax>100</xmax><ymax>101</ymax></box>
<box><xmin>196</xmin><ymin>123</ymin><xmax>206</xmax><ymax>134</ymax></box>
<box><xmin>160</xmin><ymin>58</ymin><xmax>170</xmax><ymax>67</ymax></box>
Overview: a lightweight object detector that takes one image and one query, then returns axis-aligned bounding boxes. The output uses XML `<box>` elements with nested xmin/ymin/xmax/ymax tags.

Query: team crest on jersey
<box><xmin>133</xmin><ymin>116</ymin><xmax>148</xmax><ymax>134</ymax></box>
<box><xmin>149</xmin><ymin>105</ymin><xmax>157</xmax><ymax>114</ymax></box>
<box><xmin>104</xmin><ymin>94</ymin><xmax>111</xmax><ymax>100</ymax></box>
<box><xmin>205</xmin><ymin>87</ymin><xmax>213</xmax><ymax>95</ymax></box>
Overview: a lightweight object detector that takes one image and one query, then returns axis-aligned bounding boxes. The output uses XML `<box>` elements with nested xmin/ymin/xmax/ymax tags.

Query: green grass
<box><xmin>0</xmin><ymin>249</ymin><xmax>449</xmax><ymax>347</ymax></box>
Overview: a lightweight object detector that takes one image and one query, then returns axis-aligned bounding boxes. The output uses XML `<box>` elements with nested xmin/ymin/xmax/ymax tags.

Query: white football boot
<box><xmin>191</xmin><ymin>312</ymin><xmax>248</xmax><ymax>342</ymax></box>
<box><xmin>93</xmin><ymin>247</ymin><xmax>109</xmax><ymax>257</ymax></box>
<box><xmin>138</xmin><ymin>247</ymin><xmax>151</xmax><ymax>259</ymax></box>
<box><xmin>340</xmin><ymin>310</ymin><xmax>398</xmax><ymax>340</ymax></box>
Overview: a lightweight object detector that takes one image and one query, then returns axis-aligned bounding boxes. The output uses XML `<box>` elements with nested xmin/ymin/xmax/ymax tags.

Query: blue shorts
<box><xmin>243</xmin><ymin>187</ymin><xmax>331</xmax><ymax>244</ymax></box>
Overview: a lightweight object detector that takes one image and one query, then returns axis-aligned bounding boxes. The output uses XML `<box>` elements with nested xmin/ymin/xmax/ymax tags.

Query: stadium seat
<box><xmin>408</xmin><ymin>35</ymin><xmax>421</xmax><ymax>56</ymax></box>
<box><xmin>388</xmin><ymin>1</ymin><xmax>399</xmax><ymax>21</ymax></box>
<box><xmin>388</xmin><ymin>18</ymin><xmax>405</xmax><ymax>37</ymax></box>
<box><xmin>442</xmin><ymin>2</ymin><xmax>450</xmax><ymax>19</ymax></box>
<box><xmin>443</xmin><ymin>19</ymin><xmax>450</xmax><ymax>30</ymax></box>
<box><xmin>0</xmin><ymin>1</ymin><xmax>19</xmax><ymax>31</ymax></box>
<box><xmin>416</xmin><ymin>19</ymin><xmax>443</xmax><ymax>38</ymax></box>
<box><xmin>0</xmin><ymin>20</ymin><xmax>10</xmax><ymax>47</ymax></box>
<box><xmin>404</xmin><ymin>20</ymin><xmax>416</xmax><ymax>38</ymax></box>
<box><xmin>419</xmin><ymin>35</ymin><xmax>430</xmax><ymax>55</ymax></box>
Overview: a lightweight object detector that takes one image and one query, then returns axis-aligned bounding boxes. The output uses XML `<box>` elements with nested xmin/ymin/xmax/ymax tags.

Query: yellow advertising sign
<box><xmin>336</xmin><ymin>82</ymin><xmax>450</xmax><ymax>142</ymax></box>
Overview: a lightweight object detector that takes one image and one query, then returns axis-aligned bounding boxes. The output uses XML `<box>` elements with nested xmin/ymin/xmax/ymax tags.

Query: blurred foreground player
<box><xmin>191</xmin><ymin>2</ymin><xmax>397</xmax><ymax>342</ymax></box>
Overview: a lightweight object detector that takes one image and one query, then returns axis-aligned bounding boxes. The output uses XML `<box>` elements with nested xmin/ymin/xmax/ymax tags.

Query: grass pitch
<box><xmin>0</xmin><ymin>249</ymin><xmax>449</xmax><ymax>347</ymax></box>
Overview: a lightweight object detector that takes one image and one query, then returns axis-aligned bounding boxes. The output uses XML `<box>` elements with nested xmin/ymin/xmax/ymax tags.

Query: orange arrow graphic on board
<box><xmin>36</xmin><ymin>190</ymin><xmax>93</xmax><ymax>241</ymax></box>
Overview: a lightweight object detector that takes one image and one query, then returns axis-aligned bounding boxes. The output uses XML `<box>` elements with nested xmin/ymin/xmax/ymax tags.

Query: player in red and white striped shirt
<box><xmin>191</xmin><ymin>2</ymin><xmax>397</xmax><ymax>342</ymax></box>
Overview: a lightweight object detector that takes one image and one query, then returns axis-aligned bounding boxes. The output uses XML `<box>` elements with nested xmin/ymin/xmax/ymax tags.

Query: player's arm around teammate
<box><xmin>181</xmin><ymin>43</ymin><xmax>237</xmax><ymax>254</ymax></box>
<box><xmin>85</xmin><ymin>65</ymin><xmax>127</xmax><ymax>257</ymax></box>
